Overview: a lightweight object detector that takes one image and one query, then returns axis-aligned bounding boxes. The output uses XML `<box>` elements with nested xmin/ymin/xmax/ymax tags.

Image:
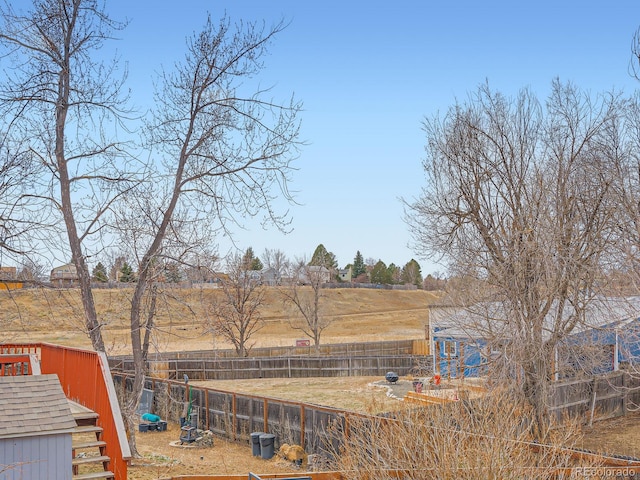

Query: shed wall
<box><xmin>0</xmin><ymin>433</ymin><xmax>71</xmax><ymax>480</ymax></box>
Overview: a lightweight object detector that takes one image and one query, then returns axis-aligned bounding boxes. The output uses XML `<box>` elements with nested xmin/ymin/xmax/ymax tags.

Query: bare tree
<box><xmin>607</xmin><ymin>90</ymin><xmax>640</xmax><ymax>388</ymax></box>
<box><xmin>631</xmin><ymin>27</ymin><xmax>640</xmax><ymax>82</ymax></box>
<box><xmin>261</xmin><ymin>248</ymin><xmax>289</xmax><ymax>284</ymax></box>
<box><xmin>183</xmin><ymin>250</ymin><xmax>219</xmax><ymax>283</ymax></box>
<box><xmin>405</xmin><ymin>80</ymin><xmax>627</xmax><ymax>435</ymax></box>
<box><xmin>206</xmin><ymin>253</ymin><xmax>265</xmax><ymax>357</ymax></box>
<box><xmin>281</xmin><ymin>258</ymin><xmax>331</xmax><ymax>352</ymax></box>
<box><xmin>609</xmin><ymin>95</ymin><xmax>640</xmax><ymax>288</ymax></box>
<box><xmin>16</xmin><ymin>257</ymin><xmax>46</xmax><ymax>283</ymax></box>
<box><xmin>0</xmin><ymin>138</ymin><xmax>43</xmax><ymax>259</ymax></box>
<box><xmin>116</xmin><ymin>13</ymin><xmax>301</xmax><ymax>454</ymax></box>
<box><xmin>0</xmin><ymin>0</ymin><xmax>137</xmax><ymax>351</ymax></box>
<box><xmin>108</xmin><ymin>255</ymin><xmax>127</xmax><ymax>283</ymax></box>
<box><xmin>0</xmin><ymin>0</ymin><xmax>301</xmax><ymax>457</ymax></box>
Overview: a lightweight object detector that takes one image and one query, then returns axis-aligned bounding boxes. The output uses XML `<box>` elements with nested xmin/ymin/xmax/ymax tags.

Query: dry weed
<box><xmin>327</xmin><ymin>391</ymin><xmax>600</xmax><ymax>480</ymax></box>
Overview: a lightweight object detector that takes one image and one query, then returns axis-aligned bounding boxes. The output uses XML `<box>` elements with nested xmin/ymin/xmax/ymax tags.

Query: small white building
<box><xmin>0</xmin><ymin>374</ymin><xmax>77</xmax><ymax>479</ymax></box>
<box><xmin>338</xmin><ymin>267</ymin><xmax>352</xmax><ymax>282</ymax></box>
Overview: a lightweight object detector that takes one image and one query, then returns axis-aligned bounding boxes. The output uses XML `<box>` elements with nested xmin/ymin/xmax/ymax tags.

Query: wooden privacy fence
<box><xmin>110</xmin><ymin>354</ymin><xmax>432</xmax><ymax>381</ymax></box>
<box><xmin>113</xmin><ymin>373</ymin><xmax>358</xmax><ymax>456</ymax></box>
<box><xmin>112</xmin><ymin>370</ymin><xmax>640</xmax><ymax>469</ymax></box>
<box><xmin>549</xmin><ymin>371</ymin><xmax>640</xmax><ymax>423</ymax></box>
<box><xmin>110</xmin><ymin>339</ymin><xmax>429</xmax><ymax>362</ymax></box>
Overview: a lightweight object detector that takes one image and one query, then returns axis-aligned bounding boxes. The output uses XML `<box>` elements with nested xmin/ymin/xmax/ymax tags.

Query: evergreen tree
<box><xmin>242</xmin><ymin>247</ymin><xmax>263</xmax><ymax>270</ymax></box>
<box><xmin>310</xmin><ymin>244</ymin><xmax>337</xmax><ymax>269</ymax></box>
<box><xmin>370</xmin><ymin>260</ymin><xmax>392</xmax><ymax>284</ymax></box>
<box><xmin>387</xmin><ymin>263</ymin><xmax>401</xmax><ymax>284</ymax></box>
<box><xmin>120</xmin><ymin>262</ymin><xmax>135</xmax><ymax>283</ymax></box>
<box><xmin>251</xmin><ymin>257</ymin><xmax>263</xmax><ymax>270</ymax></box>
<box><xmin>352</xmin><ymin>251</ymin><xmax>366</xmax><ymax>277</ymax></box>
<box><xmin>401</xmin><ymin>259</ymin><xmax>423</xmax><ymax>287</ymax></box>
<box><xmin>92</xmin><ymin>262</ymin><xmax>108</xmax><ymax>283</ymax></box>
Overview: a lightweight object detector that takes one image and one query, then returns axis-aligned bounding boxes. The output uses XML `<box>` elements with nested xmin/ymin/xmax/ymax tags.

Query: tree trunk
<box><xmin>127</xmin><ymin>273</ymin><xmax>153</xmax><ymax>455</ymax></box>
<box><xmin>55</xmin><ymin>39</ymin><xmax>105</xmax><ymax>353</ymax></box>
<box><xmin>522</xmin><ymin>358</ymin><xmax>550</xmax><ymax>439</ymax></box>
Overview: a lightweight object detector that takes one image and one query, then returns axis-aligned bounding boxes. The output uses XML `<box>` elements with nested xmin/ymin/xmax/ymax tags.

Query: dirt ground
<box><xmin>131</xmin><ymin>417</ymin><xmax>640</xmax><ymax>480</ymax></box>
<box><xmin>578</xmin><ymin>412</ymin><xmax>640</xmax><ymax>459</ymax></box>
<box><xmin>131</xmin><ymin>423</ymin><xmax>303</xmax><ymax>480</ymax></box>
<box><xmin>128</xmin><ymin>376</ymin><xmax>405</xmax><ymax>479</ymax></box>
<box><xmin>129</xmin><ymin>376</ymin><xmax>404</xmax><ymax>480</ymax></box>
<box><xmin>130</xmin><ymin>376</ymin><xmax>640</xmax><ymax>479</ymax></box>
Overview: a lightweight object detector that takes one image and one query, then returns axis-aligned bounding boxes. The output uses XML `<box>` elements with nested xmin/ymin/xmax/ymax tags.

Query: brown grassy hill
<box><xmin>0</xmin><ymin>286</ymin><xmax>440</xmax><ymax>355</ymax></box>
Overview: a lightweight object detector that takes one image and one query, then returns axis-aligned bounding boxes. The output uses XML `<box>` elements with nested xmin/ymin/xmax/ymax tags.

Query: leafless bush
<box><xmin>327</xmin><ymin>391</ymin><xmax>599</xmax><ymax>479</ymax></box>
<box><xmin>269</xmin><ymin>412</ymin><xmax>298</xmax><ymax>447</ymax></box>
<box><xmin>154</xmin><ymin>385</ymin><xmax>170</xmax><ymax>421</ymax></box>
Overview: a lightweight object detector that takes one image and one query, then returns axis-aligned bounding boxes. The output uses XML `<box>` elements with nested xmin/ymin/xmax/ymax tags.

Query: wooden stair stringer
<box><xmin>69</xmin><ymin>400</ymin><xmax>115</xmax><ymax>480</ymax></box>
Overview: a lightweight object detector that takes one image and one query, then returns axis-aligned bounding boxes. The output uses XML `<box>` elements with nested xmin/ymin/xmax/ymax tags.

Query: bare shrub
<box><xmin>269</xmin><ymin>411</ymin><xmax>298</xmax><ymax>448</ymax></box>
<box><xmin>328</xmin><ymin>391</ymin><xmax>599</xmax><ymax>479</ymax></box>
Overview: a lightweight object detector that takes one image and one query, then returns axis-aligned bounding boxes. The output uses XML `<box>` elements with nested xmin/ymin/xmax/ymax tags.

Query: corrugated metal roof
<box><xmin>0</xmin><ymin>374</ymin><xmax>77</xmax><ymax>439</ymax></box>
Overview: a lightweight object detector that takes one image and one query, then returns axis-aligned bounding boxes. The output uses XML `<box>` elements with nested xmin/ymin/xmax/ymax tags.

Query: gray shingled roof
<box><xmin>0</xmin><ymin>374</ymin><xmax>77</xmax><ymax>439</ymax></box>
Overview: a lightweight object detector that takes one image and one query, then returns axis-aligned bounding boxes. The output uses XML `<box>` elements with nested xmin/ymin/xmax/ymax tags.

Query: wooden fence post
<box><xmin>264</xmin><ymin>398</ymin><xmax>269</xmax><ymax>433</ymax></box>
<box><xmin>300</xmin><ymin>405</ymin><xmax>306</xmax><ymax>450</ymax></box>
<box><xmin>205</xmin><ymin>389</ymin><xmax>210</xmax><ymax>430</ymax></box>
<box><xmin>232</xmin><ymin>393</ymin><xmax>237</xmax><ymax>440</ymax></box>
<box><xmin>588</xmin><ymin>378</ymin><xmax>597</xmax><ymax>427</ymax></box>
<box><xmin>166</xmin><ymin>381</ymin><xmax>171</xmax><ymax>421</ymax></box>
<box><xmin>623</xmin><ymin>372</ymin><xmax>628</xmax><ymax>415</ymax></box>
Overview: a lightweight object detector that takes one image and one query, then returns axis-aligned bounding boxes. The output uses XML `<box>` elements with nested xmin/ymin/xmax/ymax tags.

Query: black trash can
<box><xmin>259</xmin><ymin>433</ymin><xmax>276</xmax><ymax>460</ymax></box>
<box><xmin>250</xmin><ymin>432</ymin><xmax>265</xmax><ymax>457</ymax></box>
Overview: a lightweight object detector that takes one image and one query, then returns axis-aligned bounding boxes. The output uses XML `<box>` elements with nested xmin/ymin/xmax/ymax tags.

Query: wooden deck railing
<box><xmin>0</xmin><ymin>343</ymin><xmax>131</xmax><ymax>480</ymax></box>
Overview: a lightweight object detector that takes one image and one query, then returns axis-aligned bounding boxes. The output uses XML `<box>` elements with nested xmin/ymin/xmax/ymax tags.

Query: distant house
<box><xmin>50</xmin><ymin>263</ymin><xmax>79</xmax><ymax>287</ymax></box>
<box><xmin>338</xmin><ymin>267</ymin><xmax>352</xmax><ymax>282</ymax></box>
<box><xmin>429</xmin><ymin>297</ymin><xmax>640</xmax><ymax>379</ymax></box>
<box><xmin>297</xmin><ymin>265</ymin><xmax>331</xmax><ymax>285</ymax></box>
<box><xmin>0</xmin><ymin>374</ymin><xmax>77</xmax><ymax>480</ymax></box>
<box><xmin>0</xmin><ymin>266</ymin><xmax>22</xmax><ymax>290</ymax></box>
<box><xmin>210</xmin><ymin>273</ymin><xmax>229</xmax><ymax>286</ymax></box>
<box><xmin>260</xmin><ymin>267</ymin><xmax>281</xmax><ymax>286</ymax></box>
<box><xmin>238</xmin><ymin>270</ymin><xmax>262</xmax><ymax>284</ymax></box>
<box><xmin>0</xmin><ymin>266</ymin><xmax>17</xmax><ymax>280</ymax></box>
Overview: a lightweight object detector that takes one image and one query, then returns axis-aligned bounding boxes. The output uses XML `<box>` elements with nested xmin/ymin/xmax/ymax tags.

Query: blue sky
<box><xmin>108</xmin><ymin>1</ymin><xmax>640</xmax><ymax>274</ymax></box>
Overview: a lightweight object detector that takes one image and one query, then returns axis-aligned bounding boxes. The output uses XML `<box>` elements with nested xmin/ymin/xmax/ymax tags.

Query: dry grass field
<box><xmin>2</xmin><ymin>285</ymin><xmax>640</xmax><ymax>478</ymax></box>
<box><xmin>0</xmin><ymin>286</ymin><xmax>438</xmax><ymax>479</ymax></box>
<box><xmin>0</xmin><ymin>285</ymin><xmax>438</xmax><ymax>355</ymax></box>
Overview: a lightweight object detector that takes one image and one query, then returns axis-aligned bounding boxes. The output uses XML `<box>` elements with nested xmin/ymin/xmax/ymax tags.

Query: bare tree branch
<box><xmin>205</xmin><ymin>253</ymin><xmax>265</xmax><ymax>357</ymax></box>
<box><xmin>405</xmin><ymin>80</ymin><xmax>630</xmax><ymax>436</ymax></box>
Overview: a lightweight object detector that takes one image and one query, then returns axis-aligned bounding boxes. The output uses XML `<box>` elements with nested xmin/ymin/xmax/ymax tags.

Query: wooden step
<box><xmin>74</xmin><ymin>412</ymin><xmax>100</xmax><ymax>427</ymax></box>
<box><xmin>73</xmin><ymin>440</ymin><xmax>107</xmax><ymax>451</ymax></box>
<box><xmin>68</xmin><ymin>400</ymin><xmax>100</xmax><ymax>426</ymax></box>
<box><xmin>73</xmin><ymin>425</ymin><xmax>103</xmax><ymax>435</ymax></box>
<box><xmin>72</xmin><ymin>455</ymin><xmax>110</xmax><ymax>467</ymax></box>
<box><xmin>72</xmin><ymin>472</ymin><xmax>115</xmax><ymax>480</ymax></box>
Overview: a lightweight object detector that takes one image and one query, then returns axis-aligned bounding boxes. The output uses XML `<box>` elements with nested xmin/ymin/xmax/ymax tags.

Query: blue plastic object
<box><xmin>142</xmin><ymin>413</ymin><xmax>161</xmax><ymax>423</ymax></box>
